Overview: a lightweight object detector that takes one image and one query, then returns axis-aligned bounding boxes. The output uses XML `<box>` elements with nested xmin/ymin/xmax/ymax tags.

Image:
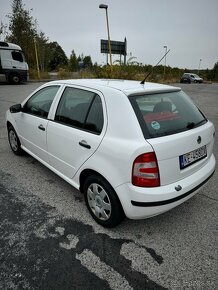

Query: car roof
<box><xmin>48</xmin><ymin>79</ymin><xmax>180</xmax><ymax>95</ymax></box>
<box><xmin>183</xmin><ymin>73</ymin><xmax>198</xmax><ymax>76</ymax></box>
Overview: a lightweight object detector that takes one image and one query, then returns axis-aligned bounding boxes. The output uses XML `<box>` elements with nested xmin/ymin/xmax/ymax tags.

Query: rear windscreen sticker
<box><xmin>151</xmin><ymin>121</ymin><xmax>160</xmax><ymax>130</ymax></box>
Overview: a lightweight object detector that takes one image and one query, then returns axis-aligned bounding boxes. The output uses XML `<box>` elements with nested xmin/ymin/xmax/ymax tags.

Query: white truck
<box><xmin>0</xmin><ymin>41</ymin><xmax>29</xmax><ymax>84</ymax></box>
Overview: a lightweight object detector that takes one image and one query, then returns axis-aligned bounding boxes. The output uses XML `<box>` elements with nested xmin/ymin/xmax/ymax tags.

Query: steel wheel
<box><xmin>9</xmin><ymin>73</ymin><xmax>21</xmax><ymax>84</ymax></box>
<box><xmin>9</xmin><ymin>130</ymin><xmax>18</xmax><ymax>152</ymax></box>
<box><xmin>8</xmin><ymin>126</ymin><xmax>23</xmax><ymax>155</ymax></box>
<box><xmin>87</xmin><ymin>183</ymin><xmax>112</xmax><ymax>221</ymax></box>
<box><xmin>84</xmin><ymin>175</ymin><xmax>125</xmax><ymax>227</ymax></box>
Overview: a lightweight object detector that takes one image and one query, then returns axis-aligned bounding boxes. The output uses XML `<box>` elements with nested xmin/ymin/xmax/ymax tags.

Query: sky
<box><xmin>0</xmin><ymin>0</ymin><xmax>218</xmax><ymax>69</ymax></box>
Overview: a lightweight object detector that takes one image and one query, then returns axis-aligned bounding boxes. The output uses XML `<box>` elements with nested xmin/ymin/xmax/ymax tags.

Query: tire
<box><xmin>8</xmin><ymin>126</ymin><xmax>23</xmax><ymax>155</ymax></box>
<box><xmin>83</xmin><ymin>175</ymin><xmax>125</xmax><ymax>228</ymax></box>
<box><xmin>9</xmin><ymin>73</ymin><xmax>21</xmax><ymax>84</ymax></box>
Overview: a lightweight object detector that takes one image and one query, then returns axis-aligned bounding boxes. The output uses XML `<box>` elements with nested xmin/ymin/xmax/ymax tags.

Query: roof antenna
<box><xmin>140</xmin><ymin>49</ymin><xmax>170</xmax><ymax>85</ymax></box>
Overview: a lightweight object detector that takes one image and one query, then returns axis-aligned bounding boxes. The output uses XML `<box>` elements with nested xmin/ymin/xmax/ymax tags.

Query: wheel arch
<box><xmin>7</xmin><ymin>117</ymin><xmax>19</xmax><ymax>131</ymax></box>
<box><xmin>7</xmin><ymin>121</ymin><xmax>21</xmax><ymax>144</ymax></box>
<box><xmin>79</xmin><ymin>169</ymin><xmax>108</xmax><ymax>193</ymax></box>
<box><xmin>79</xmin><ymin>168</ymin><xmax>125</xmax><ymax>214</ymax></box>
<box><xmin>7</xmin><ymin>121</ymin><xmax>14</xmax><ymax>130</ymax></box>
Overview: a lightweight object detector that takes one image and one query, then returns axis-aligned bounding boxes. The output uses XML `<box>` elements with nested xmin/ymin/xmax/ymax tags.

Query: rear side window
<box><xmin>55</xmin><ymin>87</ymin><xmax>104</xmax><ymax>134</ymax></box>
<box><xmin>130</xmin><ymin>90</ymin><xmax>207</xmax><ymax>138</ymax></box>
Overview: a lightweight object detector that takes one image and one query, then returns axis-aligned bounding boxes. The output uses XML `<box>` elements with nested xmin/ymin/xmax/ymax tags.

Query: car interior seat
<box><xmin>153</xmin><ymin>101</ymin><xmax>172</xmax><ymax>113</ymax></box>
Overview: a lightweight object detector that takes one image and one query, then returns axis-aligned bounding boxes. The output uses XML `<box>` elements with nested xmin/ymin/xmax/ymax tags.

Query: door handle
<box><xmin>79</xmin><ymin>140</ymin><xmax>91</xmax><ymax>149</ymax></box>
<box><xmin>38</xmin><ymin>124</ymin><xmax>45</xmax><ymax>131</ymax></box>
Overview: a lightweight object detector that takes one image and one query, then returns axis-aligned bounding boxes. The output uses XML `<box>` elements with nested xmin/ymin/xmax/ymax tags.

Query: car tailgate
<box><xmin>147</xmin><ymin>121</ymin><xmax>215</xmax><ymax>185</ymax></box>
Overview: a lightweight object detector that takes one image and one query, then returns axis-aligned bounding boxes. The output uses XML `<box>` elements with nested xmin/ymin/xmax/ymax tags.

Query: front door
<box><xmin>16</xmin><ymin>85</ymin><xmax>60</xmax><ymax>163</ymax></box>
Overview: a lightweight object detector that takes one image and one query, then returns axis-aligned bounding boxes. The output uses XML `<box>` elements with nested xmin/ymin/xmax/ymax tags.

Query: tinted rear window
<box><xmin>129</xmin><ymin>90</ymin><xmax>207</xmax><ymax>139</ymax></box>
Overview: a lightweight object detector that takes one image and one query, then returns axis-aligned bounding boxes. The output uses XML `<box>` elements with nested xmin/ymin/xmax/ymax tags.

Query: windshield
<box><xmin>21</xmin><ymin>51</ymin><xmax>26</xmax><ymax>62</ymax></box>
<box><xmin>129</xmin><ymin>90</ymin><xmax>207</xmax><ymax>138</ymax></box>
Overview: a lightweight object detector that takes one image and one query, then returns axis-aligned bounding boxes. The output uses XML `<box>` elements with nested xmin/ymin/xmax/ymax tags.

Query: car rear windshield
<box><xmin>129</xmin><ymin>90</ymin><xmax>207</xmax><ymax>139</ymax></box>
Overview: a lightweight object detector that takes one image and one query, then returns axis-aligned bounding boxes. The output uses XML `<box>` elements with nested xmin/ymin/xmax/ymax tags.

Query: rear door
<box><xmin>47</xmin><ymin>86</ymin><xmax>106</xmax><ymax>179</ymax></box>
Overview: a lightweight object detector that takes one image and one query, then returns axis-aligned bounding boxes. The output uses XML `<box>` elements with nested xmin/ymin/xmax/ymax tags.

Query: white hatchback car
<box><xmin>6</xmin><ymin>79</ymin><xmax>215</xmax><ymax>227</ymax></box>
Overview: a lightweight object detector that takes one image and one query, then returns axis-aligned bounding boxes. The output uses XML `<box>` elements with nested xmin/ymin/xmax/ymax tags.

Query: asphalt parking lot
<box><xmin>0</xmin><ymin>81</ymin><xmax>217</xmax><ymax>289</ymax></box>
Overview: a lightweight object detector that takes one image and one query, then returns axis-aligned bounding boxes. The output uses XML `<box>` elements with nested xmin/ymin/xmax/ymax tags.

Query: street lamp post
<box><xmin>163</xmin><ymin>45</ymin><xmax>167</xmax><ymax>79</ymax></box>
<box><xmin>198</xmin><ymin>59</ymin><xmax>202</xmax><ymax>75</ymax></box>
<box><xmin>99</xmin><ymin>4</ymin><xmax>112</xmax><ymax>67</ymax></box>
<box><xmin>34</xmin><ymin>37</ymin><xmax>40</xmax><ymax>79</ymax></box>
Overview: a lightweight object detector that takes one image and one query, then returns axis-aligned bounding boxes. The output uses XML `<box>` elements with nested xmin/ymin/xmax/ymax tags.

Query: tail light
<box><xmin>132</xmin><ymin>152</ymin><xmax>160</xmax><ymax>187</ymax></box>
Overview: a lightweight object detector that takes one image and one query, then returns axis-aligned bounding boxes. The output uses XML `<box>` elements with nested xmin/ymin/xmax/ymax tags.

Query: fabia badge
<box><xmin>197</xmin><ymin>136</ymin><xmax>201</xmax><ymax>144</ymax></box>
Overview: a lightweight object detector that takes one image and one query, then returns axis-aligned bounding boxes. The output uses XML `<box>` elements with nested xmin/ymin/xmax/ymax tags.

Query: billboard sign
<box><xmin>101</xmin><ymin>38</ymin><xmax>127</xmax><ymax>55</ymax></box>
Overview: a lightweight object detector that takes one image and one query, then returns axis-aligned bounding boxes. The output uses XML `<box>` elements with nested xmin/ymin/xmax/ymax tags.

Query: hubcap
<box><xmin>87</xmin><ymin>183</ymin><xmax>112</xmax><ymax>221</ymax></box>
<box><xmin>9</xmin><ymin>130</ymin><xmax>18</xmax><ymax>151</ymax></box>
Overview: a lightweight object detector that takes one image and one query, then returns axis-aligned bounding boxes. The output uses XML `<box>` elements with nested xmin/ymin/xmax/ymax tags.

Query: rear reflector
<box><xmin>132</xmin><ymin>152</ymin><xmax>160</xmax><ymax>187</ymax></box>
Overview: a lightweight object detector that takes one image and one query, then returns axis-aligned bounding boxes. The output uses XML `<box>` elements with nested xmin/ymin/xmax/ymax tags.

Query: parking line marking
<box><xmin>76</xmin><ymin>249</ymin><xmax>133</xmax><ymax>290</ymax></box>
<box><xmin>121</xmin><ymin>242</ymin><xmax>166</xmax><ymax>287</ymax></box>
<box><xmin>59</xmin><ymin>234</ymin><xmax>79</xmax><ymax>250</ymax></box>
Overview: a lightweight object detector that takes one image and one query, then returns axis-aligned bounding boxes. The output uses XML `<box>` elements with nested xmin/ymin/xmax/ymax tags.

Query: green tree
<box><xmin>0</xmin><ymin>21</ymin><xmax>8</xmax><ymax>40</ymax></box>
<box><xmin>83</xmin><ymin>55</ymin><xmax>93</xmax><ymax>69</ymax></box>
<box><xmin>127</xmin><ymin>56</ymin><xmax>138</xmax><ymax>66</ymax></box>
<box><xmin>212</xmin><ymin>62</ymin><xmax>218</xmax><ymax>81</ymax></box>
<box><xmin>69</xmin><ymin>50</ymin><xmax>78</xmax><ymax>71</ymax></box>
<box><xmin>77</xmin><ymin>54</ymin><xmax>84</xmax><ymax>70</ymax></box>
<box><xmin>34</xmin><ymin>31</ymin><xmax>49</xmax><ymax>71</ymax></box>
<box><xmin>6</xmin><ymin>0</ymin><xmax>37</xmax><ymax>66</ymax></box>
<box><xmin>47</xmin><ymin>41</ymin><xmax>68</xmax><ymax>71</ymax></box>
<box><xmin>77</xmin><ymin>54</ymin><xmax>83</xmax><ymax>63</ymax></box>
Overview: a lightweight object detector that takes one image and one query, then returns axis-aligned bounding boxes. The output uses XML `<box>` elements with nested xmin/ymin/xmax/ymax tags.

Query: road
<box><xmin>0</xmin><ymin>82</ymin><xmax>217</xmax><ymax>289</ymax></box>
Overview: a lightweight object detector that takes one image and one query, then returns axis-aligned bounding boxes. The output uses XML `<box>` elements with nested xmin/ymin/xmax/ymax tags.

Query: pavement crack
<box><xmin>200</xmin><ymin>193</ymin><xmax>218</xmax><ymax>202</ymax></box>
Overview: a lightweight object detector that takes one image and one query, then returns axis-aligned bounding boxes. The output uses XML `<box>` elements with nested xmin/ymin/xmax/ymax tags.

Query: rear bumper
<box><xmin>115</xmin><ymin>154</ymin><xmax>215</xmax><ymax>219</ymax></box>
<box><xmin>131</xmin><ymin>170</ymin><xmax>214</xmax><ymax>207</ymax></box>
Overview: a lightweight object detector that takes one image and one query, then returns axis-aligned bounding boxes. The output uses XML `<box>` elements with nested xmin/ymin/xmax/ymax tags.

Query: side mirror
<box><xmin>10</xmin><ymin>104</ymin><xmax>22</xmax><ymax>113</ymax></box>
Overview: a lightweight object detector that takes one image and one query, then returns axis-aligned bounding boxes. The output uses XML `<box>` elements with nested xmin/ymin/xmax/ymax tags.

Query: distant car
<box><xmin>6</xmin><ymin>79</ymin><xmax>215</xmax><ymax>227</ymax></box>
<box><xmin>180</xmin><ymin>73</ymin><xmax>203</xmax><ymax>84</ymax></box>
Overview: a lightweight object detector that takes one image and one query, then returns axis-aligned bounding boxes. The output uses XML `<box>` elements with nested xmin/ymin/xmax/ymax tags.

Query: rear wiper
<box><xmin>186</xmin><ymin>119</ymin><xmax>207</xmax><ymax>129</ymax></box>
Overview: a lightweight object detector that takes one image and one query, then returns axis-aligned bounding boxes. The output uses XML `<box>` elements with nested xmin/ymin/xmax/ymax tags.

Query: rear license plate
<box><xmin>179</xmin><ymin>145</ymin><xmax>207</xmax><ymax>169</ymax></box>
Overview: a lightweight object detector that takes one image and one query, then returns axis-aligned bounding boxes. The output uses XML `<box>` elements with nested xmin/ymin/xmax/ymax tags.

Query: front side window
<box><xmin>130</xmin><ymin>90</ymin><xmax>207</xmax><ymax>138</ymax></box>
<box><xmin>12</xmin><ymin>51</ymin><xmax>23</xmax><ymax>62</ymax></box>
<box><xmin>23</xmin><ymin>86</ymin><xmax>60</xmax><ymax>118</ymax></box>
<box><xmin>55</xmin><ymin>87</ymin><xmax>104</xmax><ymax>134</ymax></box>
